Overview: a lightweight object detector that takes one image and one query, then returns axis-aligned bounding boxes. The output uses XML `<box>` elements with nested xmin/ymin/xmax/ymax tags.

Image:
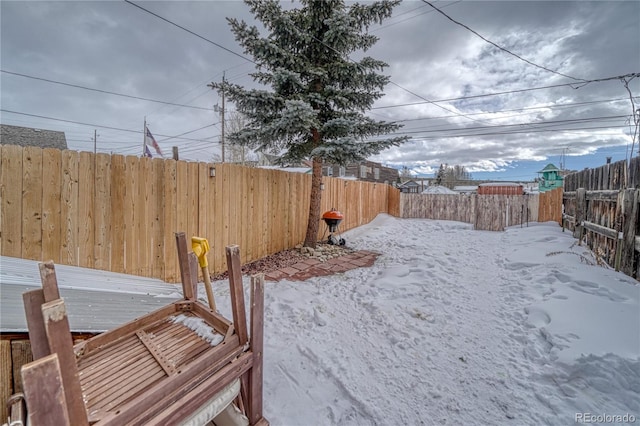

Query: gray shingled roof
<box><xmin>1</xmin><ymin>124</ymin><xmax>68</xmax><ymax>150</ymax></box>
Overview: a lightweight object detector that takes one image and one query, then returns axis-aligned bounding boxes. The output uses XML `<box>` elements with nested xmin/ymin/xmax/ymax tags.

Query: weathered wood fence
<box><xmin>562</xmin><ymin>157</ymin><xmax>640</xmax><ymax>278</ymax></box>
<box><xmin>0</xmin><ymin>145</ymin><xmax>396</xmax><ymax>282</ymax></box>
<box><xmin>400</xmin><ymin>193</ymin><xmax>544</xmax><ymax>231</ymax></box>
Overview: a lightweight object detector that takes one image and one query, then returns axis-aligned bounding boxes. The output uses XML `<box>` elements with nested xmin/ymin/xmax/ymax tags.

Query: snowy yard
<box><xmin>211</xmin><ymin>215</ymin><xmax>639</xmax><ymax>425</ymax></box>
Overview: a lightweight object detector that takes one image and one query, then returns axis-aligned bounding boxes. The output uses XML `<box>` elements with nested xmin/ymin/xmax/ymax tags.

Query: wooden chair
<box><xmin>18</xmin><ymin>233</ymin><xmax>268</xmax><ymax>426</ymax></box>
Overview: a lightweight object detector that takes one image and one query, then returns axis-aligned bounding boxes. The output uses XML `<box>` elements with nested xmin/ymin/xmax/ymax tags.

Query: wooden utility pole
<box><xmin>221</xmin><ymin>72</ymin><xmax>226</xmax><ymax>163</ymax></box>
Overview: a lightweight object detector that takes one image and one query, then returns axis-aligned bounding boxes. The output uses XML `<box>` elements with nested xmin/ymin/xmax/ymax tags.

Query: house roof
<box><xmin>537</xmin><ymin>163</ymin><xmax>561</xmax><ymax>173</ymax></box>
<box><xmin>398</xmin><ymin>180</ymin><xmax>420</xmax><ymax>187</ymax></box>
<box><xmin>1</xmin><ymin>124</ymin><xmax>68</xmax><ymax>150</ymax></box>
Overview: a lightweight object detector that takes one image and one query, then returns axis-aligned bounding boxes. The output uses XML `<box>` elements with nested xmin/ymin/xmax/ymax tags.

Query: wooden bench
<box><xmin>16</xmin><ymin>233</ymin><xmax>268</xmax><ymax>426</ymax></box>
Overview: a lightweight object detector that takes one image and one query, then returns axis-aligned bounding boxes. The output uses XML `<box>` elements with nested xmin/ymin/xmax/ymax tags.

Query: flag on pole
<box><xmin>145</xmin><ymin>126</ymin><xmax>163</xmax><ymax>157</ymax></box>
<box><xmin>143</xmin><ymin>143</ymin><xmax>153</xmax><ymax>158</ymax></box>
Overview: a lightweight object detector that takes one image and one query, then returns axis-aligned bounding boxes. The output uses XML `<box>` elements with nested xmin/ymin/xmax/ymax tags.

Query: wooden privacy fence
<box><xmin>400</xmin><ymin>193</ymin><xmax>544</xmax><ymax>231</ymax></box>
<box><xmin>562</xmin><ymin>157</ymin><xmax>640</xmax><ymax>279</ymax></box>
<box><xmin>0</xmin><ymin>145</ymin><xmax>397</xmax><ymax>283</ymax></box>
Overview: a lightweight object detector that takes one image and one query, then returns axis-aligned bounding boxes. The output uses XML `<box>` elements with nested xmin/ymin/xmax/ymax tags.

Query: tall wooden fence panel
<box><xmin>562</xmin><ymin>158</ymin><xmax>640</xmax><ymax>279</ymax></box>
<box><xmin>0</xmin><ymin>146</ymin><xmax>394</xmax><ymax>282</ymax></box>
<box><xmin>538</xmin><ymin>188</ymin><xmax>563</xmax><ymax>224</ymax></box>
<box><xmin>564</xmin><ymin>157</ymin><xmax>640</xmax><ymax>191</ymax></box>
<box><xmin>399</xmin><ymin>193</ymin><xmax>539</xmax><ymax>231</ymax></box>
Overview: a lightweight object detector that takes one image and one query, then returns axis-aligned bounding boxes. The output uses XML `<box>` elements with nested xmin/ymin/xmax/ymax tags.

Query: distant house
<box><xmin>537</xmin><ymin>163</ymin><xmax>563</xmax><ymax>192</ymax></box>
<box><xmin>398</xmin><ymin>179</ymin><xmax>425</xmax><ymax>193</ymax></box>
<box><xmin>323</xmin><ymin>160</ymin><xmax>399</xmax><ymax>185</ymax></box>
<box><xmin>477</xmin><ymin>182</ymin><xmax>524</xmax><ymax>195</ymax></box>
<box><xmin>0</xmin><ymin>124</ymin><xmax>68</xmax><ymax>150</ymax></box>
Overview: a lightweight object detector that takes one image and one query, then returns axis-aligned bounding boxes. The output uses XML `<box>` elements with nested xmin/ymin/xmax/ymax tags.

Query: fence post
<box><xmin>620</xmin><ymin>189</ymin><xmax>639</xmax><ymax>277</ymax></box>
<box><xmin>574</xmin><ymin>188</ymin><xmax>586</xmax><ymax>242</ymax></box>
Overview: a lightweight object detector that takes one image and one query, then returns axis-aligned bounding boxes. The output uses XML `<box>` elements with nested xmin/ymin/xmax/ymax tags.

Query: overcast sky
<box><xmin>1</xmin><ymin>0</ymin><xmax>639</xmax><ymax>180</ymax></box>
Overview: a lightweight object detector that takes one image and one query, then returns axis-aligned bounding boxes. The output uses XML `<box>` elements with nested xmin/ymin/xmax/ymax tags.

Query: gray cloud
<box><xmin>1</xmin><ymin>1</ymin><xmax>638</xmax><ymax>175</ymax></box>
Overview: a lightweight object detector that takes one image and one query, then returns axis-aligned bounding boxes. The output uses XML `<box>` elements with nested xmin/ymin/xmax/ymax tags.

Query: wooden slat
<box><xmin>212</xmin><ymin>164</ymin><xmax>224</xmax><ymax>275</ymax></box>
<box><xmin>39</xmin><ymin>261</ymin><xmax>62</xmax><ymax>302</ymax></box>
<box><xmin>249</xmin><ymin>274</ymin><xmax>266</xmax><ymax>425</ymax></box>
<box><xmin>79</xmin><ymin>304</ymin><xmax>177</xmax><ymax>355</ymax></box>
<box><xmin>11</xmin><ymin>339</ymin><xmax>33</xmax><ymax>394</ymax></box>
<box><xmin>124</xmin><ymin>155</ymin><xmax>139</xmax><ymax>275</ymax></box>
<box><xmin>226</xmin><ymin>245</ymin><xmax>248</xmax><ymax>346</ymax></box>
<box><xmin>221</xmin><ymin>164</ymin><xmax>231</xmax><ymax>250</ymax></box>
<box><xmin>22</xmin><ymin>354</ymin><xmax>71</xmax><ymax>426</ymax></box>
<box><xmin>96</xmin><ymin>338</ymin><xmax>244</xmax><ymax>426</ymax></box>
<box><xmin>1</xmin><ymin>144</ymin><xmax>23</xmax><ymax>257</ymax></box>
<box><xmin>21</xmin><ymin>146</ymin><xmax>43</xmax><ymax>260</ymax></box>
<box><xmin>137</xmin><ymin>352</ymin><xmax>254</xmax><ymax>426</ymax></box>
<box><xmin>87</xmin><ymin>355</ymin><xmax>164</xmax><ymax>410</ymax></box>
<box><xmin>191</xmin><ymin>301</ymin><xmax>233</xmax><ymax>332</ymax></box>
<box><xmin>77</xmin><ymin>151</ymin><xmax>95</xmax><ymax>268</ymax></box>
<box><xmin>187</xmin><ymin>162</ymin><xmax>199</xmax><ymax>275</ymax></box>
<box><xmin>42</xmin><ymin>299</ymin><xmax>89</xmax><ymax>425</ymax></box>
<box><xmin>163</xmin><ymin>160</ymin><xmax>178</xmax><ymax>282</ymax></box>
<box><xmin>138</xmin><ymin>156</ymin><xmax>151</xmax><ymax>277</ymax></box>
<box><xmin>61</xmin><ymin>150</ymin><xmax>79</xmax><ymax>266</ymax></box>
<box><xmin>151</xmin><ymin>158</ymin><xmax>165</xmax><ymax>279</ymax></box>
<box><xmin>22</xmin><ymin>289</ymin><xmax>50</xmax><ymax>359</ymax></box>
<box><xmin>94</xmin><ymin>153</ymin><xmax>111</xmax><ymax>271</ymax></box>
<box><xmin>0</xmin><ymin>339</ymin><xmax>11</xmax><ymax>423</ymax></box>
<box><xmin>583</xmin><ymin>220</ymin><xmax>619</xmax><ymax>240</ymax></box>
<box><xmin>110</xmin><ymin>154</ymin><xmax>126</xmax><ymax>272</ymax></box>
<box><xmin>175</xmin><ymin>232</ymin><xmax>195</xmax><ymax>300</ymax></box>
<box><xmin>41</xmin><ymin>148</ymin><xmax>62</xmax><ymax>262</ymax></box>
<box><xmin>197</xmin><ymin>163</ymin><xmax>209</xmax><ymax>262</ymax></box>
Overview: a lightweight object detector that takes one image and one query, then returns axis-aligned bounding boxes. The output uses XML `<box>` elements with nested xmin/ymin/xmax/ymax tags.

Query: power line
<box><xmin>421</xmin><ymin>0</ymin><xmax>585</xmax><ymax>82</ymax></box>
<box><xmin>396</xmin><ymin>97</ymin><xmax>634</xmax><ymax>123</ymax></box>
<box><xmin>388</xmin><ymin>123</ymin><xmax>628</xmax><ymax>140</ymax></box>
<box><xmin>390</xmin><ymin>114</ymin><xmax>629</xmax><ymax>136</ymax></box>
<box><xmin>374</xmin><ymin>73</ymin><xmax>640</xmax><ymax>110</ymax></box>
<box><xmin>157</xmin><ymin>123</ymin><xmax>218</xmax><ymax>142</ymax></box>
<box><xmin>374</xmin><ymin>1</ymin><xmax>461</xmax><ymax>31</ymax></box>
<box><xmin>0</xmin><ymin>109</ymin><xmax>216</xmax><ymax>143</ymax></box>
<box><xmin>1</xmin><ymin>70</ymin><xmax>213</xmax><ymax>111</ymax></box>
<box><xmin>124</xmin><ymin>0</ymin><xmax>255</xmax><ymax>64</ymax></box>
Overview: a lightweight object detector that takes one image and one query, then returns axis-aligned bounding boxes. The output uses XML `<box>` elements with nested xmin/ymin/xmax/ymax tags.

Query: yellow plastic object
<box><xmin>191</xmin><ymin>237</ymin><xmax>210</xmax><ymax>268</ymax></box>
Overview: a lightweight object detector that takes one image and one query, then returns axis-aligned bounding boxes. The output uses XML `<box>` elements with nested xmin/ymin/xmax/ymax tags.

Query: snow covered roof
<box><xmin>422</xmin><ymin>185</ymin><xmax>457</xmax><ymax>194</ymax></box>
<box><xmin>257</xmin><ymin>166</ymin><xmax>311</xmax><ymax>174</ymax></box>
<box><xmin>453</xmin><ymin>186</ymin><xmax>478</xmax><ymax>191</ymax></box>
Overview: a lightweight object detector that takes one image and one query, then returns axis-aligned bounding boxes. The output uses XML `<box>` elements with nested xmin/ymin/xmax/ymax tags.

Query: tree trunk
<box><xmin>304</xmin><ymin>156</ymin><xmax>323</xmax><ymax>248</ymax></box>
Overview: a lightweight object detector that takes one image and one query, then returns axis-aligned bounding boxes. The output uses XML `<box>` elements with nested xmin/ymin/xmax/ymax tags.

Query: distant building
<box><xmin>0</xmin><ymin>124</ymin><xmax>68</xmax><ymax>150</ymax></box>
<box><xmin>323</xmin><ymin>160</ymin><xmax>399</xmax><ymax>185</ymax></box>
<box><xmin>477</xmin><ymin>182</ymin><xmax>524</xmax><ymax>195</ymax></box>
<box><xmin>398</xmin><ymin>179</ymin><xmax>428</xmax><ymax>193</ymax></box>
<box><xmin>537</xmin><ymin>163</ymin><xmax>563</xmax><ymax>192</ymax></box>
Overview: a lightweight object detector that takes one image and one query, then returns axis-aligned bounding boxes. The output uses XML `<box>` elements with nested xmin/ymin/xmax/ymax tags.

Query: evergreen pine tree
<box><xmin>210</xmin><ymin>0</ymin><xmax>408</xmax><ymax>248</ymax></box>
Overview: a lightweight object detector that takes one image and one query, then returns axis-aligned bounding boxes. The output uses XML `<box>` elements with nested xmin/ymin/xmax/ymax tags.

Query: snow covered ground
<box><xmin>208</xmin><ymin>214</ymin><xmax>639</xmax><ymax>426</ymax></box>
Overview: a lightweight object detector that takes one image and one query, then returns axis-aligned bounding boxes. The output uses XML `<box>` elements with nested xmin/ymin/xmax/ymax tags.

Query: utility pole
<box><xmin>143</xmin><ymin>117</ymin><xmax>147</xmax><ymax>157</ymax></box>
<box><xmin>93</xmin><ymin>129</ymin><xmax>97</xmax><ymax>154</ymax></box>
<box><xmin>214</xmin><ymin>73</ymin><xmax>226</xmax><ymax>162</ymax></box>
<box><xmin>221</xmin><ymin>72</ymin><xmax>225</xmax><ymax>163</ymax></box>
